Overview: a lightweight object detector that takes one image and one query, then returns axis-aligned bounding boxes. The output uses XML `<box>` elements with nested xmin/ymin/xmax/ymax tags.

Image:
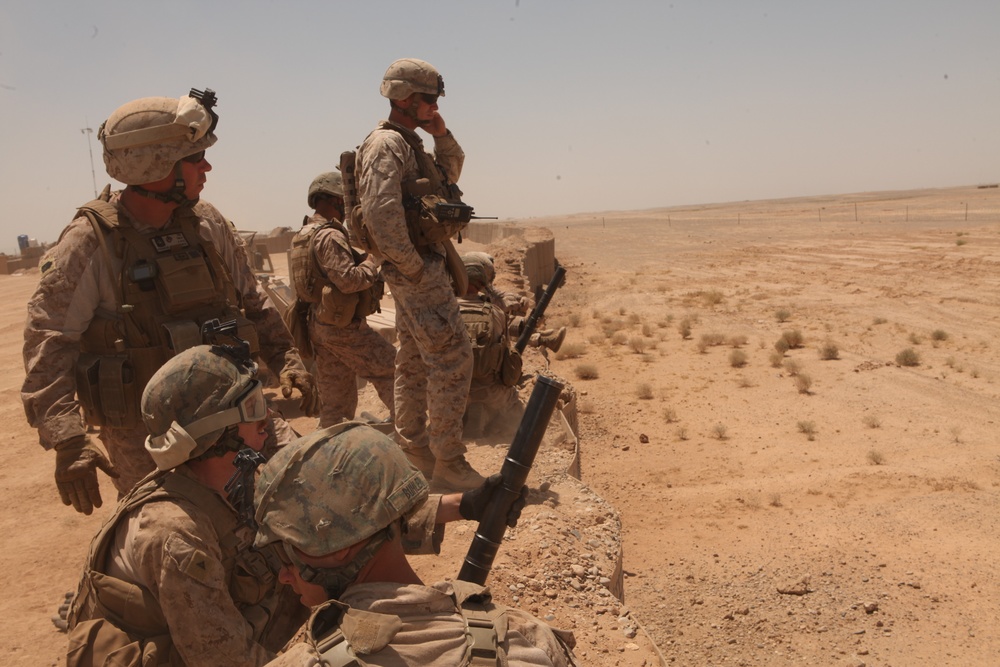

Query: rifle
<box><xmin>458</xmin><ymin>373</ymin><xmax>565</xmax><ymax>585</ymax></box>
<box><xmin>514</xmin><ymin>265</ymin><xmax>567</xmax><ymax>354</ymax></box>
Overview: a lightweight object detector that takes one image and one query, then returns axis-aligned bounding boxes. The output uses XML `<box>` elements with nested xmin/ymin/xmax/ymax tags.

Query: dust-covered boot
<box><xmin>430</xmin><ymin>456</ymin><xmax>487</xmax><ymax>492</ymax></box>
<box><xmin>401</xmin><ymin>446</ymin><xmax>437</xmax><ymax>481</ymax></box>
<box><xmin>537</xmin><ymin>327</ymin><xmax>567</xmax><ymax>353</ymax></box>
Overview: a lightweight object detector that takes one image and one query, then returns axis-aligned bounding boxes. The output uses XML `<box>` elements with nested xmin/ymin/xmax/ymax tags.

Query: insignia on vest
<box><xmin>151</xmin><ymin>233</ymin><xmax>190</xmax><ymax>253</ymax></box>
<box><xmin>40</xmin><ymin>259</ymin><xmax>54</xmax><ymax>275</ymax></box>
<box><xmin>182</xmin><ymin>549</ymin><xmax>213</xmax><ymax>584</ymax></box>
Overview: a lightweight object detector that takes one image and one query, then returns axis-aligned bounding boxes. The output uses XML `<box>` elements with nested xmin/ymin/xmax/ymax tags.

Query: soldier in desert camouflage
<box><xmin>356</xmin><ymin>58</ymin><xmax>482</xmax><ymax>491</ymax></box>
<box><xmin>286</xmin><ymin>172</ymin><xmax>396</xmax><ymax>428</ymax></box>
<box><xmin>21</xmin><ymin>89</ymin><xmax>317</xmax><ymax>515</ymax></box>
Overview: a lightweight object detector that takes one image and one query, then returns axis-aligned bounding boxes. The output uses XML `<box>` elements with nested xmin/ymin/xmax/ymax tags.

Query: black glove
<box><xmin>459</xmin><ymin>473</ymin><xmax>528</xmax><ymax>528</ymax></box>
<box><xmin>54</xmin><ymin>436</ymin><xmax>119</xmax><ymax>515</ymax></box>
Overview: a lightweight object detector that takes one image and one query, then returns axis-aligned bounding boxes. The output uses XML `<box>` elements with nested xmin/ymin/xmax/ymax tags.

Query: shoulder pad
<box><xmin>75</xmin><ymin>199</ymin><xmax>120</xmax><ymax>230</ymax></box>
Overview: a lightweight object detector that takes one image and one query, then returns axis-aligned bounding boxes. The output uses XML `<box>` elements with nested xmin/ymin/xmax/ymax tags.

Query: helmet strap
<box><xmin>130</xmin><ymin>162</ymin><xmax>198</xmax><ymax>206</ymax></box>
<box><xmin>293</xmin><ymin>524</ymin><xmax>395</xmax><ymax>600</ymax></box>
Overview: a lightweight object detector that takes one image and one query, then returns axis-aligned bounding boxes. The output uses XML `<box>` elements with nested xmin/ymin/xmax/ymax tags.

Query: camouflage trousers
<box><xmin>98</xmin><ymin>413</ymin><xmax>297</xmax><ymax>496</ymax></box>
<box><xmin>308</xmin><ymin>316</ymin><xmax>396</xmax><ymax>428</ymax></box>
<box><xmin>465</xmin><ymin>381</ymin><xmax>525</xmax><ymax>439</ymax></box>
<box><xmin>385</xmin><ymin>256</ymin><xmax>473</xmax><ymax>461</ymax></box>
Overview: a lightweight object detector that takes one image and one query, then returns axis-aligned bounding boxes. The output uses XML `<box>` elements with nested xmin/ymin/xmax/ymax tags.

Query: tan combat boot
<box><xmin>538</xmin><ymin>327</ymin><xmax>566</xmax><ymax>353</ymax></box>
<box><xmin>401</xmin><ymin>447</ymin><xmax>437</xmax><ymax>481</ymax></box>
<box><xmin>430</xmin><ymin>456</ymin><xmax>487</xmax><ymax>492</ymax></box>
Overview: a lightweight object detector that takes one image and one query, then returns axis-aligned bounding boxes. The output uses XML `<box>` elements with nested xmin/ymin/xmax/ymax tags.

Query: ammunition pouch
<box><xmin>316</xmin><ymin>285</ymin><xmax>361</xmax><ymax>328</ymax></box>
<box><xmin>153</xmin><ymin>249</ymin><xmax>221</xmax><ymax>314</ymax></box>
<box><xmin>499</xmin><ymin>348</ymin><xmax>523</xmax><ymax>388</ymax></box>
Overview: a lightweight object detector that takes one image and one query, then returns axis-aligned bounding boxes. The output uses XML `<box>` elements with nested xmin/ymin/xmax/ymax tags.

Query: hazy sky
<box><xmin>2</xmin><ymin>1</ymin><xmax>998</xmax><ymax>253</ymax></box>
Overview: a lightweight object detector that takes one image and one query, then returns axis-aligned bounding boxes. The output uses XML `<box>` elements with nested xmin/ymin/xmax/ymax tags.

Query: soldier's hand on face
<box><xmin>279</xmin><ymin>364</ymin><xmax>321</xmax><ymax>417</ymax></box>
<box><xmin>459</xmin><ymin>474</ymin><xmax>528</xmax><ymax>528</ymax></box>
<box><xmin>425</xmin><ymin>113</ymin><xmax>448</xmax><ymax>139</ymax></box>
<box><xmin>53</xmin><ymin>436</ymin><xmax>119</xmax><ymax>515</ymax></box>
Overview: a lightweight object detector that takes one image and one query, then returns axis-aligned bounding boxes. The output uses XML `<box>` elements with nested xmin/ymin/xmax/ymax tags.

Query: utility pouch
<box><xmin>154</xmin><ymin>249</ymin><xmax>218</xmax><ymax>314</ymax></box>
<box><xmin>162</xmin><ymin>320</ymin><xmax>201</xmax><ymax>355</ymax></box>
<box><xmin>355</xmin><ymin>277</ymin><xmax>385</xmax><ymax>320</ymax></box>
<box><xmin>316</xmin><ymin>285</ymin><xmax>360</xmax><ymax>328</ymax></box>
<box><xmin>76</xmin><ymin>346</ymin><xmax>168</xmax><ymax>429</ymax></box>
<box><xmin>499</xmin><ymin>348</ymin><xmax>523</xmax><ymax>387</ymax></box>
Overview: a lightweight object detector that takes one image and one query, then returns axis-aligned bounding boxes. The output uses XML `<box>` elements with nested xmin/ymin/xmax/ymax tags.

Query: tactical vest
<box><xmin>66</xmin><ymin>471</ymin><xmax>290</xmax><ymax>667</ymax></box>
<box><xmin>74</xmin><ymin>191</ymin><xmax>258</xmax><ymax>430</ymax></box>
<box><xmin>307</xmin><ymin>580</ymin><xmax>507</xmax><ymax>666</ymax></box>
<box><xmin>459</xmin><ymin>298</ymin><xmax>522</xmax><ymax>387</ymax></box>
<box><xmin>352</xmin><ymin>121</ymin><xmax>470</xmax><ymax>253</ymax></box>
<box><xmin>288</xmin><ymin>218</ymin><xmax>383</xmax><ymax>328</ymax></box>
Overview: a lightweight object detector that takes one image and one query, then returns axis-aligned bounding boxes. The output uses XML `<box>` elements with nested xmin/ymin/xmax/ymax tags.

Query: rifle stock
<box><xmin>458</xmin><ymin>373</ymin><xmax>565</xmax><ymax>585</ymax></box>
<box><xmin>514</xmin><ymin>265</ymin><xmax>566</xmax><ymax>354</ymax></box>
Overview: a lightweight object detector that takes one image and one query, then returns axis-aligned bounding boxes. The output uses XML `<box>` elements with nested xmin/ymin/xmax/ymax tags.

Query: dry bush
<box><xmin>862</xmin><ymin>415</ymin><xmax>881</xmax><ymax>429</ymax></box>
<box><xmin>727</xmin><ymin>334</ymin><xmax>748</xmax><ymax>348</ymax></box>
<box><xmin>775</xmin><ymin>308</ymin><xmax>791</xmax><ymax>323</ymax></box>
<box><xmin>618</xmin><ymin>306</ymin><xmax>627</xmax><ymax>316</ymax></box>
<box><xmin>676</xmin><ymin>426</ymin><xmax>689</xmax><ymax>441</ymax></box>
<box><xmin>908</xmin><ymin>332</ymin><xmax>923</xmax><ymax>345</ymax></box>
<box><xmin>769</xmin><ymin>350</ymin><xmax>785</xmax><ymax>368</ymax></box>
<box><xmin>895</xmin><ymin>348</ymin><xmax>920</xmax><ymax>367</ymax></box>
<box><xmin>663</xmin><ymin>407</ymin><xmax>678</xmax><ymax>423</ymax></box>
<box><xmin>567</xmin><ymin>312</ymin><xmax>582</xmax><ymax>327</ymax></box>
<box><xmin>867</xmin><ymin>449</ymin><xmax>886</xmax><ymax>466</ymax></box>
<box><xmin>783</xmin><ymin>359</ymin><xmax>801</xmax><ymax>376</ymax></box>
<box><xmin>818</xmin><ymin>340</ymin><xmax>840</xmax><ymax>360</ymax></box>
<box><xmin>736</xmin><ymin>375</ymin><xmax>754</xmax><ymax>388</ymax></box>
<box><xmin>781</xmin><ymin>329</ymin><xmax>804</xmax><ymax>349</ymax></box>
<box><xmin>956</xmin><ymin>237</ymin><xmax>969</xmax><ymax>246</ymax></box>
<box><xmin>702</xmin><ymin>290</ymin><xmax>725</xmax><ymax>306</ymax></box>
<box><xmin>768</xmin><ymin>493</ymin><xmax>783</xmax><ymax>508</ymax></box>
<box><xmin>712</xmin><ymin>423</ymin><xmax>728</xmax><ymax>440</ymax></box>
<box><xmin>578</xmin><ymin>399</ymin><xmax>595</xmax><ymax>414</ymax></box>
<box><xmin>629</xmin><ymin>336</ymin><xmax>647</xmax><ymax>354</ymax></box>
<box><xmin>636</xmin><ymin>383</ymin><xmax>654</xmax><ymax>400</ymax></box>
<box><xmin>678</xmin><ymin>318</ymin><xmax>692</xmax><ymax>339</ymax></box>
<box><xmin>586</xmin><ymin>333</ymin><xmax>605</xmax><ymax>345</ymax></box>
<box><xmin>774</xmin><ymin>337</ymin><xmax>790</xmax><ymax>354</ymax></box>
<box><xmin>795</xmin><ymin>373</ymin><xmax>813</xmax><ymax>394</ymax></box>
<box><xmin>641</xmin><ymin>323</ymin><xmax>654</xmax><ymax>337</ymax></box>
<box><xmin>610</xmin><ymin>331</ymin><xmax>629</xmax><ymax>346</ymax></box>
<box><xmin>931</xmin><ymin>329</ymin><xmax>949</xmax><ymax>342</ymax></box>
<box><xmin>797</xmin><ymin>420</ymin><xmax>817</xmax><ymax>440</ymax></box>
<box><xmin>640</xmin><ymin>353</ymin><xmax>655</xmax><ymax>364</ymax></box>
<box><xmin>574</xmin><ymin>364</ymin><xmax>599</xmax><ymax>380</ymax></box>
<box><xmin>703</xmin><ymin>333</ymin><xmax>726</xmax><ymax>346</ymax></box>
<box><xmin>555</xmin><ymin>343</ymin><xmax>586</xmax><ymax>360</ymax></box>
<box><xmin>729</xmin><ymin>349</ymin><xmax>748</xmax><ymax>368</ymax></box>
<box><xmin>872</xmin><ymin>316</ymin><xmax>888</xmax><ymax>325</ymax></box>
<box><xmin>627</xmin><ymin>313</ymin><xmax>641</xmax><ymax>326</ymax></box>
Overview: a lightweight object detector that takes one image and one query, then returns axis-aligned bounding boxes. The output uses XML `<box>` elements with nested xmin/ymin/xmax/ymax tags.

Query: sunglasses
<box><xmin>420</xmin><ymin>93</ymin><xmax>439</xmax><ymax>105</ymax></box>
<box><xmin>181</xmin><ymin>150</ymin><xmax>207</xmax><ymax>164</ymax></box>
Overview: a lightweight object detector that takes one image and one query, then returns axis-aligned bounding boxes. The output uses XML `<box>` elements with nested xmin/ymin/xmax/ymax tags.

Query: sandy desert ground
<box><xmin>2</xmin><ymin>184</ymin><xmax>1000</xmax><ymax>666</ymax></box>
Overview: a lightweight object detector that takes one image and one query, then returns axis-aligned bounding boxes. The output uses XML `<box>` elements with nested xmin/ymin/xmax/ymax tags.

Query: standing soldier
<box><xmin>21</xmin><ymin>88</ymin><xmax>317</xmax><ymax>515</ymax></box>
<box><xmin>356</xmin><ymin>58</ymin><xmax>483</xmax><ymax>491</ymax></box>
<box><xmin>286</xmin><ymin>172</ymin><xmax>396</xmax><ymax>428</ymax></box>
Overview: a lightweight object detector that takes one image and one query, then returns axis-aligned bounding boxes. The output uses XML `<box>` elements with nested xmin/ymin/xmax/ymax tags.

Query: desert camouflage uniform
<box><xmin>458</xmin><ymin>294</ymin><xmax>524</xmax><ymax>438</ymax></box>
<box><xmin>267</xmin><ymin>580</ymin><xmax>576</xmax><ymax>666</ymax></box>
<box><xmin>302</xmin><ymin>213</ymin><xmax>396</xmax><ymax>427</ymax></box>
<box><xmin>21</xmin><ymin>194</ymin><xmax>299</xmax><ymax>493</ymax></box>
<box><xmin>358</xmin><ymin>126</ymin><xmax>472</xmax><ymax>462</ymax></box>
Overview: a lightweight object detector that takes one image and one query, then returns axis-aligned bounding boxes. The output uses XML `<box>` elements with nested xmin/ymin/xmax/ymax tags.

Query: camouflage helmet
<box><xmin>307</xmin><ymin>171</ymin><xmax>344</xmax><ymax>208</ymax></box>
<box><xmin>380</xmin><ymin>58</ymin><xmax>445</xmax><ymax>100</ymax></box>
<box><xmin>142</xmin><ymin>345</ymin><xmax>266</xmax><ymax>471</ymax></box>
<box><xmin>462</xmin><ymin>252</ymin><xmax>496</xmax><ymax>289</ymax></box>
<box><xmin>99</xmin><ymin>92</ymin><xmax>218</xmax><ymax>185</ymax></box>
<box><xmin>254</xmin><ymin>426</ymin><xmax>428</xmax><ymax>557</ymax></box>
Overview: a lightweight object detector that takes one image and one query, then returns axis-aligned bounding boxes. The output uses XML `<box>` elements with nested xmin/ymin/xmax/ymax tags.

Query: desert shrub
<box><xmin>768</xmin><ymin>493</ymin><xmax>783</xmax><ymax>508</ymax></box>
<box><xmin>736</xmin><ymin>375</ymin><xmax>754</xmax><ymax>388</ymax></box>
<box><xmin>728</xmin><ymin>334</ymin><xmax>748</xmax><ymax>348</ymax></box>
<box><xmin>862</xmin><ymin>415</ymin><xmax>881</xmax><ymax>429</ymax></box>
<box><xmin>872</xmin><ymin>316</ymin><xmax>888</xmax><ymax>325</ymax></box>
<box><xmin>555</xmin><ymin>343</ymin><xmax>586</xmax><ymax>360</ymax></box>
<box><xmin>618</xmin><ymin>306</ymin><xmax>627</xmax><ymax>316</ymax></box>
<box><xmin>586</xmin><ymin>333</ymin><xmax>605</xmax><ymax>345</ymax></box>
<box><xmin>895</xmin><ymin>348</ymin><xmax>920</xmax><ymax>367</ymax></box>
<box><xmin>783</xmin><ymin>359</ymin><xmax>801</xmax><ymax>376</ymax></box>
<box><xmin>775</xmin><ymin>309</ymin><xmax>791</xmax><ymax>323</ymax></box>
<box><xmin>578</xmin><ymin>400</ymin><xmax>595</xmax><ymax>414</ymax></box>
<box><xmin>931</xmin><ymin>329</ymin><xmax>948</xmax><ymax>342</ymax></box>
<box><xmin>696</xmin><ymin>339</ymin><xmax>709</xmax><ymax>354</ymax></box>
<box><xmin>627</xmin><ymin>313</ymin><xmax>641</xmax><ymax>325</ymax></box>
<box><xmin>956</xmin><ymin>237</ymin><xmax>968</xmax><ymax>246</ymax></box>
<box><xmin>795</xmin><ymin>373</ymin><xmax>813</xmax><ymax>394</ymax></box>
<box><xmin>640</xmin><ymin>353</ymin><xmax>656</xmax><ymax>364</ymax></box>
<box><xmin>567</xmin><ymin>312</ymin><xmax>582</xmax><ymax>327</ymax></box>
<box><xmin>629</xmin><ymin>336</ymin><xmax>647</xmax><ymax>354</ymax></box>
<box><xmin>867</xmin><ymin>449</ymin><xmax>886</xmax><ymax>466</ymax></box>
<box><xmin>729</xmin><ymin>349</ymin><xmax>748</xmax><ymax>368</ymax></box>
<box><xmin>678</xmin><ymin>318</ymin><xmax>692</xmax><ymax>340</ymax></box>
<box><xmin>703</xmin><ymin>333</ymin><xmax>726</xmax><ymax>346</ymax></box>
<box><xmin>641</xmin><ymin>323</ymin><xmax>654</xmax><ymax>337</ymax></box>
<box><xmin>908</xmin><ymin>333</ymin><xmax>922</xmax><ymax>345</ymax></box>
<box><xmin>818</xmin><ymin>340</ymin><xmax>840</xmax><ymax>360</ymax></box>
<box><xmin>774</xmin><ymin>337</ymin><xmax>790</xmax><ymax>354</ymax></box>
<box><xmin>636</xmin><ymin>383</ymin><xmax>654</xmax><ymax>400</ymax></box>
<box><xmin>611</xmin><ymin>331</ymin><xmax>629</xmax><ymax>346</ymax></box>
<box><xmin>769</xmin><ymin>350</ymin><xmax>785</xmax><ymax>368</ymax></box>
<box><xmin>781</xmin><ymin>330</ymin><xmax>804</xmax><ymax>349</ymax></box>
<box><xmin>712</xmin><ymin>423</ymin><xmax>728</xmax><ymax>440</ymax></box>
<box><xmin>574</xmin><ymin>364</ymin><xmax>599</xmax><ymax>380</ymax></box>
<box><xmin>676</xmin><ymin>426</ymin><xmax>689</xmax><ymax>441</ymax></box>
<box><xmin>663</xmin><ymin>407</ymin><xmax>678</xmax><ymax>423</ymax></box>
<box><xmin>797</xmin><ymin>420</ymin><xmax>817</xmax><ymax>440</ymax></box>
